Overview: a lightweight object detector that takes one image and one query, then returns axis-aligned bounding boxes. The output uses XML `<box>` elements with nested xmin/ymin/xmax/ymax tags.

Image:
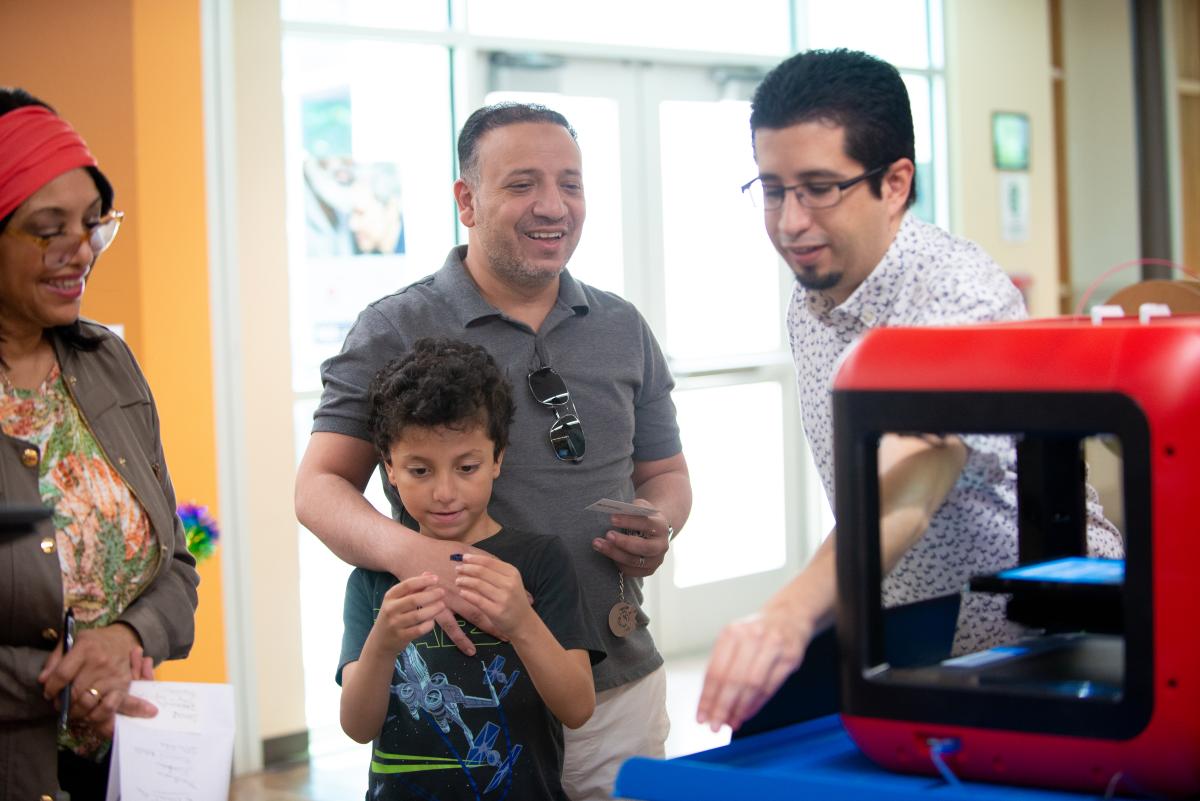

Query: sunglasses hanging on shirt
<box><xmin>527</xmin><ymin>365</ymin><xmax>586</xmax><ymax>462</ymax></box>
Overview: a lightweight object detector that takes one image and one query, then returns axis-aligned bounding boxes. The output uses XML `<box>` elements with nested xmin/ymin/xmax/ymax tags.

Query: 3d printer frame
<box><xmin>831</xmin><ymin>318</ymin><xmax>1200</xmax><ymax>798</ymax></box>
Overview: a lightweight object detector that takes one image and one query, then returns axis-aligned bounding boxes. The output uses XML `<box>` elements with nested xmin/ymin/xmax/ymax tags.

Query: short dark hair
<box><xmin>457</xmin><ymin>102</ymin><xmax>577</xmax><ymax>185</ymax></box>
<box><xmin>368</xmin><ymin>338</ymin><xmax>515</xmax><ymax>461</ymax></box>
<box><xmin>749</xmin><ymin>49</ymin><xmax>917</xmax><ymax>208</ymax></box>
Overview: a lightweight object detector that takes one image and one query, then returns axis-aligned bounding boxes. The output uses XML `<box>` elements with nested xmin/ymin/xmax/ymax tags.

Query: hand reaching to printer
<box><xmin>697</xmin><ymin>434</ymin><xmax>968</xmax><ymax>731</ymax></box>
<box><xmin>697</xmin><ymin>537</ymin><xmax>834</xmax><ymax>732</ymax></box>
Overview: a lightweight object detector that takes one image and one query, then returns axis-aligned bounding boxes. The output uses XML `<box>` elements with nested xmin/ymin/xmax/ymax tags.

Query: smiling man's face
<box><xmin>455</xmin><ymin>121</ymin><xmax>585</xmax><ymax>292</ymax></box>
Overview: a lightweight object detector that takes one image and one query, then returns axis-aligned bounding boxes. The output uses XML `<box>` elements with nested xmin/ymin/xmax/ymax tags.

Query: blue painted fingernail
<box><xmin>450</xmin><ymin>553</ymin><xmax>464</xmax><ymax>562</ymax></box>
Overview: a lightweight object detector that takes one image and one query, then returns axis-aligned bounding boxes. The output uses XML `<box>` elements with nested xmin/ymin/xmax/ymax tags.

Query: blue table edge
<box><xmin>615</xmin><ymin>714</ymin><xmax>1104</xmax><ymax>801</ymax></box>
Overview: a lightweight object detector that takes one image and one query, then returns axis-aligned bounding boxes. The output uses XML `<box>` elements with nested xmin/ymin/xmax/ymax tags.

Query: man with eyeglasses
<box><xmin>296</xmin><ymin>102</ymin><xmax>691</xmax><ymax>801</ymax></box>
<box><xmin>697</xmin><ymin>49</ymin><xmax>1122</xmax><ymax>733</ymax></box>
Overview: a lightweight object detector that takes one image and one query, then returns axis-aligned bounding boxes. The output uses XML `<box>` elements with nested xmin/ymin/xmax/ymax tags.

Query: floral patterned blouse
<box><xmin>0</xmin><ymin>362</ymin><xmax>159</xmax><ymax>755</ymax></box>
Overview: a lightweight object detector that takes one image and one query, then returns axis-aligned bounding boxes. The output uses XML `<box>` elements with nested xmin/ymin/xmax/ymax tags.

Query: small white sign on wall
<box><xmin>1000</xmin><ymin>172</ymin><xmax>1030</xmax><ymax>243</ymax></box>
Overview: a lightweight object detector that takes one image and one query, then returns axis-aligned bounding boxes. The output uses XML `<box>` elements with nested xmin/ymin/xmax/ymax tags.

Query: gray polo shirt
<box><xmin>314</xmin><ymin>245</ymin><xmax>683</xmax><ymax>690</ymax></box>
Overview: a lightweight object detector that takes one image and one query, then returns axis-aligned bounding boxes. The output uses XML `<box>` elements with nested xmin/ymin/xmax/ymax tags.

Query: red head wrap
<box><xmin>0</xmin><ymin>105</ymin><xmax>98</xmax><ymax>221</ymax></box>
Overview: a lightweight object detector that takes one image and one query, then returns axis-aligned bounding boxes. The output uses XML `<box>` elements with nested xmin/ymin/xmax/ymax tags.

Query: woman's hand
<box><xmin>94</xmin><ymin>646</ymin><xmax>158</xmax><ymax>738</ymax></box>
<box><xmin>39</xmin><ymin>622</ymin><xmax>157</xmax><ymax>735</ymax></box>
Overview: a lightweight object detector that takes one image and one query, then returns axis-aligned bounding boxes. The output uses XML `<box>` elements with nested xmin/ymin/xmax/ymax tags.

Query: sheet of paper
<box><xmin>585</xmin><ymin>498</ymin><xmax>659</xmax><ymax>517</ymax></box>
<box><xmin>105</xmin><ymin>681</ymin><xmax>235</xmax><ymax>801</ymax></box>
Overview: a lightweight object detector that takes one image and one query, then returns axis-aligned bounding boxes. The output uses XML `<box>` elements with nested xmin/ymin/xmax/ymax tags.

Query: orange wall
<box><xmin>0</xmin><ymin>1</ymin><xmax>226</xmax><ymax>682</ymax></box>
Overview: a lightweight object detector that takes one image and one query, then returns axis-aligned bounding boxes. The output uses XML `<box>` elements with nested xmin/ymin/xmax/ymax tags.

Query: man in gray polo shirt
<box><xmin>295</xmin><ymin>102</ymin><xmax>692</xmax><ymax>801</ymax></box>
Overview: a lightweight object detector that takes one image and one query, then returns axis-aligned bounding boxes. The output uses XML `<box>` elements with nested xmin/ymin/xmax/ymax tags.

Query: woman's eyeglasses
<box><xmin>527</xmin><ymin>365</ymin><xmax>586</xmax><ymax>462</ymax></box>
<box><xmin>6</xmin><ymin>210</ymin><xmax>124</xmax><ymax>269</ymax></box>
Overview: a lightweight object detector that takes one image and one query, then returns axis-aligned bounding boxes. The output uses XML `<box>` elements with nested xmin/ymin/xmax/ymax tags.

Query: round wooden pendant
<box><xmin>608</xmin><ymin>601</ymin><xmax>637</xmax><ymax>637</ymax></box>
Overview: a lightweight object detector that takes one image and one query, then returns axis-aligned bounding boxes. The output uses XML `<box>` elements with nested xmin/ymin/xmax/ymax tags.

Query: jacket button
<box><xmin>40</xmin><ymin>537</ymin><xmax>56</xmax><ymax>554</ymax></box>
<box><xmin>43</xmin><ymin>796</ymin><xmax>55</xmax><ymax>801</ymax></box>
<box><xmin>42</xmin><ymin>627</ymin><xmax>57</xmax><ymax>642</ymax></box>
<box><xmin>21</xmin><ymin>447</ymin><xmax>39</xmax><ymax>468</ymax></box>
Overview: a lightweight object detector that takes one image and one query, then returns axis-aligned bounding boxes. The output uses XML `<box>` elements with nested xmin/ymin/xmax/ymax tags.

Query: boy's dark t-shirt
<box><xmin>338</xmin><ymin>528</ymin><xmax>604</xmax><ymax>801</ymax></box>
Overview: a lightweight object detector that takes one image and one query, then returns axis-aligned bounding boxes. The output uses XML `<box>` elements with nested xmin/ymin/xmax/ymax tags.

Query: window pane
<box><xmin>467</xmin><ymin>0</ymin><xmax>791</xmax><ymax>56</ymax></box>
<box><xmin>659</xmin><ymin>100</ymin><xmax>782</xmax><ymax>361</ymax></box>
<box><xmin>904</xmin><ymin>73</ymin><xmax>937</xmax><ymax>224</ymax></box>
<box><xmin>804</xmin><ymin>0</ymin><xmax>931</xmax><ymax>70</ymax></box>
<box><xmin>671</xmin><ymin>382</ymin><xmax>787</xmax><ymax>588</ymax></box>
<box><xmin>283</xmin><ymin>37</ymin><xmax>456</xmax><ymax>393</ymax></box>
<box><xmin>484</xmin><ymin>91</ymin><xmax>625</xmax><ymax>296</ymax></box>
<box><xmin>282</xmin><ymin>0</ymin><xmax>448</xmax><ymax>29</ymax></box>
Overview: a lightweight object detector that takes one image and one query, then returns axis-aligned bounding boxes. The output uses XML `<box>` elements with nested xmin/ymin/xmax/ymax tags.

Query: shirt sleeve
<box><xmin>631</xmin><ymin>314</ymin><xmax>683</xmax><ymax>464</ymax></box>
<box><xmin>912</xmin><ymin>251</ymin><xmax>1028</xmax><ymax>328</ymax></box>
<box><xmin>337</xmin><ymin>569</ymin><xmax>384</xmax><ymax>685</ymax></box>
<box><xmin>527</xmin><ymin>537</ymin><xmax>606</xmax><ymax>666</ymax></box>
<box><xmin>314</xmin><ymin>303</ymin><xmax>408</xmax><ymax>442</ymax></box>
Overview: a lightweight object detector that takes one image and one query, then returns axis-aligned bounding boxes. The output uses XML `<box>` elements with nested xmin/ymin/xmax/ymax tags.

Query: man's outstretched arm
<box><xmin>696</xmin><ymin>434</ymin><xmax>967</xmax><ymax>731</ymax></box>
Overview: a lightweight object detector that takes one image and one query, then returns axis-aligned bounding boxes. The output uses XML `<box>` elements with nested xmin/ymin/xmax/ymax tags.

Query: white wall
<box><xmin>227</xmin><ymin>0</ymin><xmax>308</xmax><ymax>744</ymax></box>
<box><xmin>944</xmin><ymin>0</ymin><xmax>1060</xmax><ymax>318</ymax></box>
<box><xmin>1062</xmin><ymin>0</ymin><xmax>1141</xmax><ymax>310</ymax></box>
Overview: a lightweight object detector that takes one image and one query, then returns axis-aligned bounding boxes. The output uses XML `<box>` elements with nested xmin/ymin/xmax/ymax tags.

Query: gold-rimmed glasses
<box><xmin>5</xmin><ymin>210</ymin><xmax>124</xmax><ymax>268</ymax></box>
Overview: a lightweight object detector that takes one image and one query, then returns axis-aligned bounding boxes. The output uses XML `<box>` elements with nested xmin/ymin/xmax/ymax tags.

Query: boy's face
<box><xmin>382</xmin><ymin>423</ymin><xmax>503</xmax><ymax>545</ymax></box>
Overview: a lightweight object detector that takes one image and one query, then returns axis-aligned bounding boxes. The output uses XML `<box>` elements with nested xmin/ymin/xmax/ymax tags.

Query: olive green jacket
<box><xmin>0</xmin><ymin>321</ymin><xmax>199</xmax><ymax>800</ymax></box>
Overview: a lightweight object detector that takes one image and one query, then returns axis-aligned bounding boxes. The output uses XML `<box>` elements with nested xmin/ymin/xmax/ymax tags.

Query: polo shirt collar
<box><xmin>440</xmin><ymin>245</ymin><xmax>591</xmax><ymax>328</ymax></box>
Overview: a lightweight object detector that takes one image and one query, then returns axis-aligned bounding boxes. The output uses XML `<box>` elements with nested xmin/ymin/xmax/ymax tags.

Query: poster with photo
<box><xmin>301</xmin><ymin>89</ymin><xmax>407</xmax><ymax>257</ymax></box>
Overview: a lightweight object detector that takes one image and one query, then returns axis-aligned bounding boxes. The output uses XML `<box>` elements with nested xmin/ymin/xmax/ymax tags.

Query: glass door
<box><xmin>483</xmin><ymin>56</ymin><xmax>831</xmax><ymax>656</ymax></box>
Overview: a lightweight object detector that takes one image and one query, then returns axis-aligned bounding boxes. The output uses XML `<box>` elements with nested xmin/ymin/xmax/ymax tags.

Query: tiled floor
<box><xmin>229</xmin><ymin>652</ymin><xmax>730</xmax><ymax>800</ymax></box>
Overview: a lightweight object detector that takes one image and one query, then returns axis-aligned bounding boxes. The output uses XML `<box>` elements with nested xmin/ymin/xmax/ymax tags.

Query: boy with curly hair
<box><xmin>337</xmin><ymin>337</ymin><xmax>602</xmax><ymax>800</ymax></box>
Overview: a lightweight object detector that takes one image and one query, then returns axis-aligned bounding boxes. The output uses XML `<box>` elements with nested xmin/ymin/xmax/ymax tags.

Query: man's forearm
<box><xmin>770</xmin><ymin>532</ymin><xmax>838</xmax><ymax>634</ymax></box>
<box><xmin>875</xmin><ymin>435</ymin><xmax>967</xmax><ymax>576</ymax></box>
<box><xmin>295</xmin><ymin>470</ymin><xmax>412</xmax><ymax>572</ymax></box>
<box><xmin>633</xmin><ymin>464</ymin><xmax>692</xmax><ymax>536</ymax></box>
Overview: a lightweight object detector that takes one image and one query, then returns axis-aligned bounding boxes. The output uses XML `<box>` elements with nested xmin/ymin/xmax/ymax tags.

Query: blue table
<box><xmin>615</xmin><ymin>716</ymin><xmax>1096</xmax><ymax>801</ymax></box>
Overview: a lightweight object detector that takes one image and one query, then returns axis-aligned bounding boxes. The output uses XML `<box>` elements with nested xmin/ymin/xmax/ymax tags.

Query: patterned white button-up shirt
<box><xmin>787</xmin><ymin>214</ymin><xmax>1123</xmax><ymax>652</ymax></box>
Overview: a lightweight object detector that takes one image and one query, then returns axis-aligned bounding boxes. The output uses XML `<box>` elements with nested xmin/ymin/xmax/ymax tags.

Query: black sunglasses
<box><xmin>527</xmin><ymin>366</ymin><xmax>586</xmax><ymax>462</ymax></box>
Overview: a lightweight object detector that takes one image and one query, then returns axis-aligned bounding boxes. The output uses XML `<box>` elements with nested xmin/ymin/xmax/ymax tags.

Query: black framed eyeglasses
<box><xmin>528</xmin><ymin>366</ymin><xmax>586</xmax><ymax>462</ymax></box>
<box><xmin>741</xmin><ymin>165</ymin><xmax>887</xmax><ymax>211</ymax></box>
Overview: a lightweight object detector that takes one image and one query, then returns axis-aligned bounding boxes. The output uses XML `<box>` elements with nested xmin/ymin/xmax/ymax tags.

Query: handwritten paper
<box><xmin>105</xmin><ymin>681</ymin><xmax>235</xmax><ymax>801</ymax></box>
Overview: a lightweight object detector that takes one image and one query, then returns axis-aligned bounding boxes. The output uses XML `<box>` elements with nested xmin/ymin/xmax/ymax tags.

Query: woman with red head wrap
<box><xmin>0</xmin><ymin>88</ymin><xmax>199</xmax><ymax>800</ymax></box>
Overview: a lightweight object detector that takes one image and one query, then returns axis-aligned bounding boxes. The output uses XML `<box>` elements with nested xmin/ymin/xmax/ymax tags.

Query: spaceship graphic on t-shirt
<box><xmin>379</xmin><ymin>643</ymin><xmax>524</xmax><ymax>795</ymax></box>
<box><xmin>392</xmin><ymin>642</ymin><xmax>502</xmax><ymax>744</ymax></box>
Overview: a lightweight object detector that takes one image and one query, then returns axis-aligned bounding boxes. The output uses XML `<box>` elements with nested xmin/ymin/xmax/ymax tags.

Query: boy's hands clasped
<box><xmin>452</xmin><ymin>553</ymin><xmax>534</xmax><ymax>642</ymax></box>
<box><xmin>373</xmin><ymin>573</ymin><xmax>447</xmax><ymax>654</ymax></box>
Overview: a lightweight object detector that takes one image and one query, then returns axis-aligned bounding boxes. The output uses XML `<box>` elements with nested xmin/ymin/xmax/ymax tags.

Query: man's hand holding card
<box><xmin>587</xmin><ymin>497</ymin><xmax>675</xmax><ymax>579</ymax></box>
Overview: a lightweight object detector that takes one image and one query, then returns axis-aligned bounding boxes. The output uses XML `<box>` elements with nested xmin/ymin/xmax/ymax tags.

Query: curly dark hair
<box><xmin>749</xmin><ymin>49</ymin><xmax>917</xmax><ymax>208</ymax></box>
<box><xmin>368</xmin><ymin>338</ymin><xmax>515</xmax><ymax>461</ymax></box>
<box><xmin>457</xmin><ymin>102</ymin><xmax>577</xmax><ymax>186</ymax></box>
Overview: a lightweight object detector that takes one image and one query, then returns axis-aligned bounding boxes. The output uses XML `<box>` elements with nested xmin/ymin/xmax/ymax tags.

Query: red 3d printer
<box><xmin>832</xmin><ymin>315</ymin><xmax>1200</xmax><ymax>798</ymax></box>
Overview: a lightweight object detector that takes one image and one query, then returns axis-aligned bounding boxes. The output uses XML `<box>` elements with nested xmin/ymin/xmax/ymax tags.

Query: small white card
<box><xmin>585</xmin><ymin>498</ymin><xmax>659</xmax><ymax>517</ymax></box>
<box><xmin>105</xmin><ymin>681</ymin><xmax>235</xmax><ymax>801</ymax></box>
